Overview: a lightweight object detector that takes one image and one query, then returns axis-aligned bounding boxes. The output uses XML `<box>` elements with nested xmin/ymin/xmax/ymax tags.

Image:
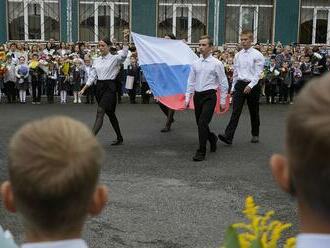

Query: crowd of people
<box><xmin>0</xmin><ymin>39</ymin><xmax>330</xmax><ymax>105</ymax></box>
<box><xmin>0</xmin><ymin>39</ymin><xmax>151</xmax><ymax>105</ymax></box>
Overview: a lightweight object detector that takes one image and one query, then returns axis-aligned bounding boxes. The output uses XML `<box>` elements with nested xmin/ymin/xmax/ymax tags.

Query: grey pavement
<box><xmin>0</xmin><ymin>100</ymin><xmax>297</xmax><ymax>248</ymax></box>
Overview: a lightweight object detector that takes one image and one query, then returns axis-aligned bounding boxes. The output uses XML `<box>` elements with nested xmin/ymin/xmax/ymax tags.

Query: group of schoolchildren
<box><xmin>0</xmin><ymin>42</ymin><xmax>99</xmax><ymax>104</ymax></box>
<box><xmin>0</xmin><ymin>41</ymin><xmax>152</xmax><ymax>105</ymax></box>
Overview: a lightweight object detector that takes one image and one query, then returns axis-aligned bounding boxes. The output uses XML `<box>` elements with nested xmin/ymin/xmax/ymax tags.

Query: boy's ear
<box><xmin>0</xmin><ymin>181</ymin><xmax>17</xmax><ymax>213</ymax></box>
<box><xmin>88</xmin><ymin>185</ymin><xmax>108</xmax><ymax>216</ymax></box>
<box><xmin>270</xmin><ymin>154</ymin><xmax>291</xmax><ymax>194</ymax></box>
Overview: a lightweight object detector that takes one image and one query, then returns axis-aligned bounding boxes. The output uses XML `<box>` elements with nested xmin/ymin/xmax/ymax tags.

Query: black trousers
<box><xmin>194</xmin><ymin>89</ymin><xmax>217</xmax><ymax>153</ymax></box>
<box><xmin>31</xmin><ymin>79</ymin><xmax>42</xmax><ymax>102</ymax></box>
<box><xmin>158</xmin><ymin>102</ymin><xmax>175</xmax><ymax>125</ymax></box>
<box><xmin>225</xmin><ymin>81</ymin><xmax>260</xmax><ymax>141</ymax></box>
<box><xmin>85</xmin><ymin>84</ymin><xmax>95</xmax><ymax>103</ymax></box>
<box><xmin>4</xmin><ymin>81</ymin><xmax>16</xmax><ymax>103</ymax></box>
<box><xmin>288</xmin><ymin>84</ymin><xmax>295</xmax><ymax>102</ymax></box>
<box><xmin>46</xmin><ymin>79</ymin><xmax>56</xmax><ymax>103</ymax></box>
<box><xmin>141</xmin><ymin>82</ymin><xmax>150</xmax><ymax>104</ymax></box>
<box><xmin>94</xmin><ymin>80</ymin><xmax>122</xmax><ymax>139</ymax></box>
<box><xmin>279</xmin><ymin>80</ymin><xmax>289</xmax><ymax>103</ymax></box>
<box><xmin>128</xmin><ymin>82</ymin><xmax>138</xmax><ymax>103</ymax></box>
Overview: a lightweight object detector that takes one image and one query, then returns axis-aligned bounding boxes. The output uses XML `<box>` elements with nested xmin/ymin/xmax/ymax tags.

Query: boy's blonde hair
<box><xmin>8</xmin><ymin>116</ymin><xmax>103</xmax><ymax>233</ymax></box>
<box><xmin>241</xmin><ymin>30</ymin><xmax>253</xmax><ymax>40</ymax></box>
<box><xmin>287</xmin><ymin>73</ymin><xmax>330</xmax><ymax>217</ymax></box>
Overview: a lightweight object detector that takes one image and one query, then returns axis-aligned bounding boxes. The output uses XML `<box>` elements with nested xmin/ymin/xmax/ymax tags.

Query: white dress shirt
<box><xmin>232</xmin><ymin>47</ymin><xmax>265</xmax><ymax>91</ymax></box>
<box><xmin>297</xmin><ymin>233</ymin><xmax>330</xmax><ymax>248</ymax></box>
<box><xmin>186</xmin><ymin>54</ymin><xmax>228</xmax><ymax>105</ymax></box>
<box><xmin>86</xmin><ymin>46</ymin><xmax>128</xmax><ymax>86</ymax></box>
<box><xmin>83</xmin><ymin>65</ymin><xmax>94</xmax><ymax>85</ymax></box>
<box><xmin>123</xmin><ymin>50</ymin><xmax>132</xmax><ymax>70</ymax></box>
<box><xmin>21</xmin><ymin>239</ymin><xmax>88</xmax><ymax>248</ymax></box>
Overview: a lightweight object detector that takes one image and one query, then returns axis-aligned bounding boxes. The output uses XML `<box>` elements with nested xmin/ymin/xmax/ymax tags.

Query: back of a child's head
<box><xmin>286</xmin><ymin>73</ymin><xmax>330</xmax><ymax>217</ymax></box>
<box><xmin>7</xmin><ymin>116</ymin><xmax>103</xmax><ymax>233</ymax></box>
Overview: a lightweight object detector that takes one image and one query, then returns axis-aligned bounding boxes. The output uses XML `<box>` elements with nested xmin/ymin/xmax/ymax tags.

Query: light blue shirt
<box><xmin>297</xmin><ymin>233</ymin><xmax>330</xmax><ymax>248</ymax></box>
<box><xmin>21</xmin><ymin>239</ymin><xmax>88</xmax><ymax>248</ymax></box>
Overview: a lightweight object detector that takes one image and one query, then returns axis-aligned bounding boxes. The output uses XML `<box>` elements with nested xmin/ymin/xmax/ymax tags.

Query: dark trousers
<box><xmin>279</xmin><ymin>80</ymin><xmax>289</xmax><ymax>103</ymax></box>
<box><xmin>266</xmin><ymin>79</ymin><xmax>278</xmax><ymax>104</ymax></box>
<box><xmin>46</xmin><ymin>79</ymin><xmax>56</xmax><ymax>103</ymax></box>
<box><xmin>158</xmin><ymin>102</ymin><xmax>175</xmax><ymax>126</ymax></box>
<box><xmin>4</xmin><ymin>81</ymin><xmax>16</xmax><ymax>103</ymax></box>
<box><xmin>128</xmin><ymin>83</ymin><xmax>138</xmax><ymax>104</ymax></box>
<box><xmin>115</xmin><ymin>80</ymin><xmax>122</xmax><ymax>103</ymax></box>
<box><xmin>194</xmin><ymin>89</ymin><xmax>217</xmax><ymax>153</ymax></box>
<box><xmin>288</xmin><ymin>84</ymin><xmax>295</xmax><ymax>102</ymax></box>
<box><xmin>93</xmin><ymin>80</ymin><xmax>122</xmax><ymax>139</ymax></box>
<box><xmin>32</xmin><ymin>79</ymin><xmax>42</xmax><ymax>102</ymax></box>
<box><xmin>141</xmin><ymin>82</ymin><xmax>150</xmax><ymax>104</ymax></box>
<box><xmin>225</xmin><ymin>81</ymin><xmax>260</xmax><ymax>141</ymax></box>
<box><xmin>85</xmin><ymin>84</ymin><xmax>95</xmax><ymax>103</ymax></box>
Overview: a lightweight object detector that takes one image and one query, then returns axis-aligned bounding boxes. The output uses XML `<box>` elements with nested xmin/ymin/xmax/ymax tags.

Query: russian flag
<box><xmin>132</xmin><ymin>32</ymin><xmax>229</xmax><ymax>113</ymax></box>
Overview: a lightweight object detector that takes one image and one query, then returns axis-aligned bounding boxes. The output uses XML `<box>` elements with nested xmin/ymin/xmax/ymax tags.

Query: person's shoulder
<box><xmin>211</xmin><ymin>57</ymin><xmax>224</xmax><ymax>67</ymax></box>
<box><xmin>251</xmin><ymin>48</ymin><xmax>263</xmax><ymax>56</ymax></box>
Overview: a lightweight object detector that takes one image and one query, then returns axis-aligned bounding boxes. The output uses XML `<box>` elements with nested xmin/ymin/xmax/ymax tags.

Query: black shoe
<box><xmin>218</xmin><ymin>134</ymin><xmax>232</xmax><ymax>145</ymax></box>
<box><xmin>209</xmin><ymin>133</ymin><xmax>218</xmax><ymax>152</ymax></box>
<box><xmin>160</xmin><ymin>126</ymin><xmax>170</xmax><ymax>133</ymax></box>
<box><xmin>111</xmin><ymin>138</ymin><xmax>123</xmax><ymax>146</ymax></box>
<box><xmin>251</xmin><ymin>136</ymin><xmax>259</xmax><ymax>143</ymax></box>
<box><xmin>192</xmin><ymin>150</ymin><xmax>205</xmax><ymax>162</ymax></box>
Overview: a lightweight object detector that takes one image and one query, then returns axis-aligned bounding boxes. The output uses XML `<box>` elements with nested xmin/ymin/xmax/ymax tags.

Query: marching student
<box><xmin>79</xmin><ymin>32</ymin><xmax>129</xmax><ymax>146</ymax></box>
<box><xmin>218</xmin><ymin>30</ymin><xmax>265</xmax><ymax>145</ymax></box>
<box><xmin>185</xmin><ymin>35</ymin><xmax>228</xmax><ymax>162</ymax></box>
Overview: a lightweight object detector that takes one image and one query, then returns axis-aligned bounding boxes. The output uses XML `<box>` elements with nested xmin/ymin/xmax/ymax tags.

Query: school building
<box><xmin>0</xmin><ymin>0</ymin><xmax>328</xmax><ymax>46</ymax></box>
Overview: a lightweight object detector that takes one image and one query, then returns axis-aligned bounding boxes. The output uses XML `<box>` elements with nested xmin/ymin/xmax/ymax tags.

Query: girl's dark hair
<box><xmin>164</xmin><ymin>33</ymin><xmax>176</xmax><ymax>40</ymax></box>
<box><xmin>99</xmin><ymin>37</ymin><xmax>112</xmax><ymax>46</ymax></box>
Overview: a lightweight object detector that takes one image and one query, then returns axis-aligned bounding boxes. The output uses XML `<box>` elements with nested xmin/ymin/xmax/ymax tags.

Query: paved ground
<box><xmin>0</xmin><ymin>99</ymin><xmax>297</xmax><ymax>248</ymax></box>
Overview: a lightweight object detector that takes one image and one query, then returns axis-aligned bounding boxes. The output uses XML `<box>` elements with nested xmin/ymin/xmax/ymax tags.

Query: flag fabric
<box><xmin>132</xmin><ymin>32</ymin><xmax>229</xmax><ymax>113</ymax></box>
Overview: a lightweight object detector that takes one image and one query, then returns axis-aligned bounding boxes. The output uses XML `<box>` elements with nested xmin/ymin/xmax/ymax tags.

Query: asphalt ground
<box><xmin>0</xmin><ymin>99</ymin><xmax>297</xmax><ymax>248</ymax></box>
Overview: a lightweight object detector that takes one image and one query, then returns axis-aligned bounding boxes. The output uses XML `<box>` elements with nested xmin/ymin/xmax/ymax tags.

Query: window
<box><xmin>8</xmin><ymin>0</ymin><xmax>60</xmax><ymax>41</ymax></box>
<box><xmin>79</xmin><ymin>0</ymin><xmax>129</xmax><ymax>42</ymax></box>
<box><xmin>300</xmin><ymin>0</ymin><xmax>330</xmax><ymax>44</ymax></box>
<box><xmin>158</xmin><ymin>0</ymin><xmax>207</xmax><ymax>44</ymax></box>
<box><xmin>225</xmin><ymin>0</ymin><xmax>273</xmax><ymax>44</ymax></box>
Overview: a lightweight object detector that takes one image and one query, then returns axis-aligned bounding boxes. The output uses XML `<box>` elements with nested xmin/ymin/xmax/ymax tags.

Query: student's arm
<box><xmin>79</xmin><ymin>65</ymin><xmax>97</xmax><ymax>95</ymax></box>
<box><xmin>231</xmin><ymin>53</ymin><xmax>239</xmax><ymax>93</ymax></box>
<box><xmin>216</xmin><ymin>62</ymin><xmax>229</xmax><ymax>107</ymax></box>
<box><xmin>185</xmin><ymin>63</ymin><xmax>196</xmax><ymax>108</ymax></box>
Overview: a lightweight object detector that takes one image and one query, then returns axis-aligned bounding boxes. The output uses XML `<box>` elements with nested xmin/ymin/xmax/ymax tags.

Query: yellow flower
<box><xmin>284</xmin><ymin>237</ymin><xmax>296</xmax><ymax>248</ymax></box>
<box><xmin>243</xmin><ymin>196</ymin><xmax>260</xmax><ymax>220</ymax></box>
<box><xmin>238</xmin><ymin>234</ymin><xmax>251</xmax><ymax>248</ymax></box>
<box><xmin>269</xmin><ymin>223</ymin><xmax>292</xmax><ymax>248</ymax></box>
<box><xmin>260</xmin><ymin>210</ymin><xmax>275</xmax><ymax>231</ymax></box>
<box><xmin>224</xmin><ymin>196</ymin><xmax>295</xmax><ymax>248</ymax></box>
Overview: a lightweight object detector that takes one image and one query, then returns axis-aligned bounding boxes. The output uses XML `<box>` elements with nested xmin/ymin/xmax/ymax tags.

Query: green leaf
<box><xmin>250</xmin><ymin>239</ymin><xmax>263</xmax><ymax>248</ymax></box>
<box><xmin>223</xmin><ymin>226</ymin><xmax>240</xmax><ymax>248</ymax></box>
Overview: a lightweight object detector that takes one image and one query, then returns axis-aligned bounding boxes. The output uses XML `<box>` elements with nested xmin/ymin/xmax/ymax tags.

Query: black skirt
<box><xmin>96</xmin><ymin>80</ymin><xmax>117</xmax><ymax>112</ymax></box>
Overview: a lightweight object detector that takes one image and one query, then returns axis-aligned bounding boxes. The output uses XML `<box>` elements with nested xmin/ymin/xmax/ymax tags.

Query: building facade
<box><xmin>0</xmin><ymin>0</ymin><xmax>329</xmax><ymax>45</ymax></box>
